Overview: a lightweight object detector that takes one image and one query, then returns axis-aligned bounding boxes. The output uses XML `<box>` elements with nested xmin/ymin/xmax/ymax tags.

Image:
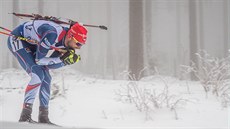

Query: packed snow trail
<box><xmin>0</xmin><ymin>121</ymin><xmax>103</xmax><ymax>129</ymax></box>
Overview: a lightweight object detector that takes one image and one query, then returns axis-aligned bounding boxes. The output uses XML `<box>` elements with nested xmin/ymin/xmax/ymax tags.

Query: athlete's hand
<box><xmin>60</xmin><ymin>49</ymin><xmax>81</xmax><ymax>65</ymax></box>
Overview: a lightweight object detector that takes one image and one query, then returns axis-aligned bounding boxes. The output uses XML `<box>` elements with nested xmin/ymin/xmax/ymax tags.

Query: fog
<box><xmin>0</xmin><ymin>0</ymin><xmax>229</xmax><ymax>79</ymax></box>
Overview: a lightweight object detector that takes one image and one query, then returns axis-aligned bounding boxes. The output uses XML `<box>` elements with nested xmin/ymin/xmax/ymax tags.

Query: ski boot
<box><xmin>38</xmin><ymin>106</ymin><xmax>57</xmax><ymax>126</ymax></box>
<box><xmin>19</xmin><ymin>103</ymin><xmax>37</xmax><ymax>123</ymax></box>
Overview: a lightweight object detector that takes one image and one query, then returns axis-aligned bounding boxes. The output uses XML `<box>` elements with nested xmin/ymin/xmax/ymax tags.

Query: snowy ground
<box><xmin>0</xmin><ymin>68</ymin><xmax>229</xmax><ymax>129</ymax></box>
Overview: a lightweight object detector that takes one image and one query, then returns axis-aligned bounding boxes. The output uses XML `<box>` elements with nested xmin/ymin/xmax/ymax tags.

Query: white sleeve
<box><xmin>36</xmin><ymin>57</ymin><xmax>62</xmax><ymax>65</ymax></box>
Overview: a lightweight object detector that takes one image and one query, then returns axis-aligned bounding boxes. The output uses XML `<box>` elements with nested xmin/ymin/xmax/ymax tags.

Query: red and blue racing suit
<box><xmin>7</xmin><ymin>20</ymin><xmax>68</xmax><ymax>108</ymax></box>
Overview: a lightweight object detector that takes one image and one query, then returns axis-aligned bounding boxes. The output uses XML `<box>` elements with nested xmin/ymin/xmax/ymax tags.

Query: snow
<box><xmin>0</xmin><ymin>68</ymin><xmax>229</xmax><ymax>129</ymax></box>
<box><xmin>0</xmin><ymin>122</ymin><xmax>65</xmax><ymax>129</ymax></box>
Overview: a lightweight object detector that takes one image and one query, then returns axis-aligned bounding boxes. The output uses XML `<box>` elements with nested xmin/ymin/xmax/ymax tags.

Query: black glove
<box><xmin>60</xmin><ymin>49</ymin><xmax>81</xmax><ymax>65</ymax></box>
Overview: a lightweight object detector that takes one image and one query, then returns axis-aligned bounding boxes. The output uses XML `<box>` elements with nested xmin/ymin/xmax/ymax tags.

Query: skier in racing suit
<box><xmin>7</xmin><ymin>20</ymin><xmax>87</xmax><ymax>124</ymax></box>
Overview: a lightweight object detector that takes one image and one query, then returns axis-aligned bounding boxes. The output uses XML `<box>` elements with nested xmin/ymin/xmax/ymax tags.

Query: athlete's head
<box><xmin>65</xmin><ymin>23</ymin><xmax>87</xmax><ymax>49</ymax></box>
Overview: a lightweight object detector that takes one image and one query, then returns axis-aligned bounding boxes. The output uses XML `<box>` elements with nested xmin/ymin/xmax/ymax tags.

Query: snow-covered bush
<box><xmin>50</xmin><ymin>68</ymin><xmax>80</xmax><ymax>99</ymax></box>
<box><xmin>116</xmin><ymin>70</ymin><xmax>189</xmax><ymax>120</ymax></box>
<box><xmin>181</xmin><ymin>50</ymin><xmax>230</xmax><ymax>107</ymax></box>
<box><xmin>50</xmin><ymin>70</ymin><xmax>67</xmax><ymax>99</ymax></box>
<box><xmin>220</xmin><ymin>80</ymin><xmax>230</xmax><ymax>107</ymax></box>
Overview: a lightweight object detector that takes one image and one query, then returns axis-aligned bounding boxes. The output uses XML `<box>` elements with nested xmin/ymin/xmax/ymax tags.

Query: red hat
<box><xmin>67</xmin><ymin>23</ymin><xmax>87</xmax><ymax>44</ymax></box>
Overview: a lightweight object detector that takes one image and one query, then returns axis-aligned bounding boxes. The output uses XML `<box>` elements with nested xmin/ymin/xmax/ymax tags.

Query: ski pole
<box><xmin>0</xmin><ymin>26</ymin><xmax>12</xmax><ymax>32</ymax></box>
<box><xmin>0</xmin><ymin>31</ymin><xmax>12</xmax><ymax>36</ymax></box>
<box><xmin>0</xmin><ymin>28</ymin><xmax>66</xmax><ymax>53</ymax></box>
<box><xmin>0</xmin><ymin>30</ymin><xmax>37</xmax><ymax>43</ymax></box>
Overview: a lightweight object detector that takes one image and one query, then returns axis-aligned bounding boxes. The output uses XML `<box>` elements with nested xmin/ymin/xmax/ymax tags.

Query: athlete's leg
<box><xmin>7</xmin><ymin>36</ymin><xmax>44</xmax><ymax>122</ymax></box>
<box><xmin>39</xmin><ymin>68</ymin><xmax>52</xmax><ymax>107</ymax></box>
<box><xmin>38</xmin><ymin>69</ymin><xmax>54</xmax><ymax>124</ymax></box>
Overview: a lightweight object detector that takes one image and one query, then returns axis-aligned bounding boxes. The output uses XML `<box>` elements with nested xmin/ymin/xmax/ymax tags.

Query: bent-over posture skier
<box><xmin>7</xmin><ymin>20</ymin><xmax>87</xmax><ymax>124</ymax></box>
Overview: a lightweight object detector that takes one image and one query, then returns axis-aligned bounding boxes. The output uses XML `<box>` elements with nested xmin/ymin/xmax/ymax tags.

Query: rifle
<box><xmin>11</xmin><ymin>12</ymin><xmax>108</xmax><ymax>30</ymax></box>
